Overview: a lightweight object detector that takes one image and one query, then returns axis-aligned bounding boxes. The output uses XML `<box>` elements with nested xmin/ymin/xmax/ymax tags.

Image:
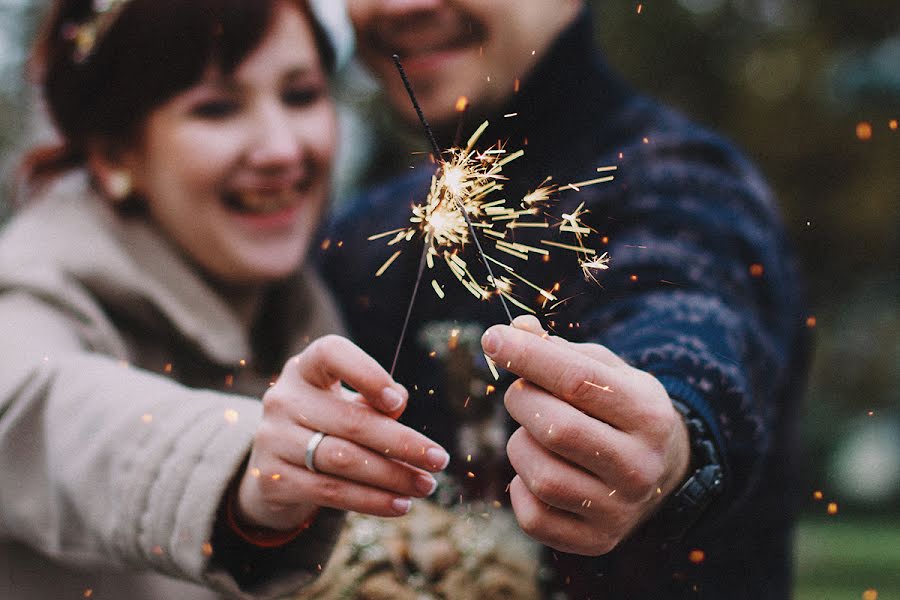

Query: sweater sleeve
<box><xmin>0</xmin><ymin>289</ymin><xmax>342</xmax><ymax>599</ymax></box>
<box><xmin>558</xmin><ymin>130</ymin><xmax>808</xmax><ymax>530</ymax></box>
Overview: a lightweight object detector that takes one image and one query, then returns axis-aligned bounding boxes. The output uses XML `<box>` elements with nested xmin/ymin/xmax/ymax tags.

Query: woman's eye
<box><xmin>191</xmin><ymin>99</ymin><xmax>239</xmax><ymax>119</ymax></box>
<box><xmin>283</xmin><ymin>87</ymin><xmax>322</xmax><ymax>107</ymax></box>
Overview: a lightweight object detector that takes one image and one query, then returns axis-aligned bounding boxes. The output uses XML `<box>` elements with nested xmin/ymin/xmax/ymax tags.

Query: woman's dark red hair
<box><xmin>20</xmin><ymin>0</ymin><xmax>334</xmax><ymax>188</ymax></box>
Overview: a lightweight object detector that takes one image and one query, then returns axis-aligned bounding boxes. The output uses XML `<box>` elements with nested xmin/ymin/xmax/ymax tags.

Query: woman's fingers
<box><xmin>264</xmin><ymin>385</ymin><xmax>449</xmax><ymax>473</ymax></box>
<box><xmin>285</xmin><ymin>428</ymin><xmax>438</xmax><ymax>498</ymax></box>
<box><xmin>254</xmin><ymin>460</ymin><xmax>417</xmax><ymax>518</ymax></box>
<box><xmin>291</xmin><ymin>335</ymin><xmax>408</xmax><ymax>414</ymax></box>
<box><xmin>318</xmin><ymin>399</ymin><xmax>449</xmax><ymax>471</ymax></box>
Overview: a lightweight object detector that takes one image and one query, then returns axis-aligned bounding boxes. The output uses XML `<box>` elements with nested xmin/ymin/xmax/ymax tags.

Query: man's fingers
<box><xmin>483</xmin><ymin>325</ymin><xmax>641</xmax><ymax>428</ymax></box>
<box><xmin>512</xmin><ymin>315</ymin><xmax>626</xmax><ymax>367</ymax></box>
<box><xmin>292</xmin><ymin>335</ymin><xmax>407</xmax><ymax>414</ymax></box>
<box><xmin>507</xmin><ymin>427</ymin><xmax>615</xmax><ymax>515</ymax></box>
<box><xmin>557</xmin><ymin>339</ymin><xmax>628</xmax><ymax>368</ymax></box>
<box><xmin>509</xmin><ymin>476</ymin><xmax>612</xmax><ymax>556</ymax></box>
<box><xmin>511</xmin><ymin>314</ymin><xmax>547</xmax><ymax>336</ymax></box>
<box><xmin>504</xmin><ymin>380</ymin><xmax>644</xmax><ymax>482</ymax></box>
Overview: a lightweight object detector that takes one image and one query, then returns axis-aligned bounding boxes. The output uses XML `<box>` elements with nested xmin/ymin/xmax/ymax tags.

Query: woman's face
<box><xmin>123</xmin><ymin>1</ymin><xmax>337</xmax><ymax>285</ymax></box>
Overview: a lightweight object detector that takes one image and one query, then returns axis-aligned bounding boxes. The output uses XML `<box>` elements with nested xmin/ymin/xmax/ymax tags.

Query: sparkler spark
<box><xmin>371</xmin><ymin>126</ymin><xmax>616</xmax><ymax>307</ymax></box>
<box><xmin>379</xmin><ymin>56</ymin><xmax>618</xmax><ymax>375</ymax></box>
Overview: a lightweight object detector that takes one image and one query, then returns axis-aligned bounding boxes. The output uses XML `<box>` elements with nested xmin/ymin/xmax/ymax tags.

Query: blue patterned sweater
<box><xmin>319</xmin><ymin>10</ymin><xmax>809</xmax><ymax>599</ymax></box>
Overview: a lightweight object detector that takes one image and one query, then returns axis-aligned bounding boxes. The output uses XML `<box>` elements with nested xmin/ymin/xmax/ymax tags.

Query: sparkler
<box><xmin>377</xmin><ymin>56</ymin><xmax>617</xmax><ymax>375</ymax></box>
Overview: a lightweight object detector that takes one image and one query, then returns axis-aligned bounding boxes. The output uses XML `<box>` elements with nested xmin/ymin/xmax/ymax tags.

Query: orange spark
<box><xmin>827</xmin><ymin>502</ymin><xmax>838</xmax><ymax>515</ymax></box>
<box><xmin>863</xmin><ymin>589</ymin><xmax>879</xmax><ymax>600</ymax></box>
<box><xmin>749</xmin><ymin>263</ymin><xmax>765</xmax><ymax>277</ymax></box>
<box><xmin>856</xmin><ymin>122</ymin><xmax>873</xmax><ymax>140</ymax></box>
<box><xmin>806</xmin><ymin>316</ymin><xmax>817</xmax><ymax>328</ymax></box>
<box><xmin>813</xmin><ymin>490</ymin><xmax>823</xmax><ymax>500</ymax></box>
<box><xmin>889</xmin><ymin>119</ymin><xmax>898</xmax><ymax>131</ymax></box>
<box><xmin>455</xmin><ymin>96</ymin><xmax>469</xmax><ymax>112</ymax></box>
<box><xmin>689</xmin><ymin>549</ymin><xmax>706</xmax><ymax>564</ymax></box>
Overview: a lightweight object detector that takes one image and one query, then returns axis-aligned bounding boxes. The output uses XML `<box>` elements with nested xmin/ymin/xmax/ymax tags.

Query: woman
<box><xmin>0</xmin><ymin>1</ymin><xmax>448</xmax><ymax>598</ymax></box>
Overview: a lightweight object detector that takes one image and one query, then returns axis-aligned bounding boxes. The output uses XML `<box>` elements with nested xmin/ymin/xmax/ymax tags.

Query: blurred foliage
<box><xmin>0</xmin><ymin>0</ymin><xmax>897</xmax><ymax>509</ymax></box>
<box><xmin>794</xmin><ymin>517</ymin><xmax>900</xmax><ymax>599</ymax></box>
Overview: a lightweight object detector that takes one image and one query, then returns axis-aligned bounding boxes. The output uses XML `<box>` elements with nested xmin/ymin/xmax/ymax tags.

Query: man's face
<box><xmin>348</xmin><ymin>0</ymin><xmax>581</xmax><ymax>132</ymax></box>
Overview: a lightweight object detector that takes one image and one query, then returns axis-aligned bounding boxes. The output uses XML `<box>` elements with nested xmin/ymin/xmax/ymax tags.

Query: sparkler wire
<box><xmin>391</xmin><ymin>55</ymin><xmax>442</xmax><ymax>159</ymax></box>
<box><xmin>391</xmin><ymin>55</ymin><xmax>515</xmax><ymax>324</ymax></box>
<box><xmin>390</xmin><ymin>235</ymin><xmax>431</xmax><ymax>377</ymax></box>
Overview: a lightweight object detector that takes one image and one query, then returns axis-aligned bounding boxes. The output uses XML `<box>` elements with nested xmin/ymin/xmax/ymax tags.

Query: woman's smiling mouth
<box><xmin>223</xmin><ymin>183</ymin><xmax>309</xmax><ymax>216</ymax></box>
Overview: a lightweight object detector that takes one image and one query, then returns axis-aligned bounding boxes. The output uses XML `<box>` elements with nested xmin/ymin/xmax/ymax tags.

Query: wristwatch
<box><xmin>645</xmin><ymin>399</ymin><xmax>724</xmax><ymax>542</ymax></box>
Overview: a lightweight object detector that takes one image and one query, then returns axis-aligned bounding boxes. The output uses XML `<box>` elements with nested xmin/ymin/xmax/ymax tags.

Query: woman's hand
<box><xmin>236</xmin><ymin>335</ymin><xmax>450</xmax><ymax>531</ymax></box>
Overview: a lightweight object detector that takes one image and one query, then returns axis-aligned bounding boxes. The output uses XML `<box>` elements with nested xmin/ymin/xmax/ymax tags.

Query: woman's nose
<box><xmin>247</xmin><ymin>104</ymin><xmax>303</xmax><ymax>168</ymax></box>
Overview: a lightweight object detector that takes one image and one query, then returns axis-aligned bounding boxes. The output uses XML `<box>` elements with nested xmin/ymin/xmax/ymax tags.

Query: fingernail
<box><xmin>481</xmin><ymin>328</ymin><xmax>501</xmax><ymax>355</ymax></box>
<box><xmin>381</xmin><ymin>387</ymin><xmax>405</xmax><ymax>412</ymax></box>
<box><xmin>392</xmin><ymin>498</ymin><xmax>412</xmax><ymax>514</ymax></box>
<box><xmin>415</xmin><ymin>474</ymin><xmax>438</xmax><ymax>496</ymax></box>
<box><xmin>426</xmin><ymin>447</ymin><xmax>450</xmax><ymax>470</ymax></box>
<box><xmin>513</xmin><ymin>315</ymin><xmax>542</xmax><ymax>330</ymax></box>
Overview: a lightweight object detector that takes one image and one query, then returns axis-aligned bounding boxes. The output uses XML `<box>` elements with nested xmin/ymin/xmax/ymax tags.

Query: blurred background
<box><xmin>1</xmin><ymin>1</ymin><xmax>897</xmax><ymax>598</ymax></box>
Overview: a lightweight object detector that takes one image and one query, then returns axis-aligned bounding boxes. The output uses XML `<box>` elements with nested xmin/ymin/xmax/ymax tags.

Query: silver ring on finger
<box><xmin>305</xmin><ymin>431</ymin><xmax>327</xmax><ymax>473</ymax></box>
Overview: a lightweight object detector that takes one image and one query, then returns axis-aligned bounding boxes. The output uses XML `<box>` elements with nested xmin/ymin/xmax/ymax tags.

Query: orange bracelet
<box><xmin>225</xmin><ymin>489</ymin><xmax>319</xmax><ymax>548</ymax></box>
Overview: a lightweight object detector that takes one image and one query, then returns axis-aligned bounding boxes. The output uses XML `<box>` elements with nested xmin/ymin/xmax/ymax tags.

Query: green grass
<box><xmin>794</xmin><ymin>516</ymin><xmax>900</xmax><ymax>600</ymax></box>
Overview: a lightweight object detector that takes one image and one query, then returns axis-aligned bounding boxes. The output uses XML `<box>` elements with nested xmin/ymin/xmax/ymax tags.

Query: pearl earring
<box><xmin>107</xmin><ymin>171</ymin><xmax>132</xmax><ymax>201</ymax></box>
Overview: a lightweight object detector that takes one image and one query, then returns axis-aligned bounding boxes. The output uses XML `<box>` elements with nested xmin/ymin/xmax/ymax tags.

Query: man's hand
<box><xmin>481</xmin><ymin>316</ymin><xmax>691</xmax><ymax>555</ymax></box>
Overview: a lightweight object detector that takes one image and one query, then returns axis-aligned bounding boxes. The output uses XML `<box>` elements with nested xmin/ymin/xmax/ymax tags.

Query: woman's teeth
<box><xmin>226</xmin><ymin>189</ymin><xmax>298</xmax><ymax>215</ymax></box>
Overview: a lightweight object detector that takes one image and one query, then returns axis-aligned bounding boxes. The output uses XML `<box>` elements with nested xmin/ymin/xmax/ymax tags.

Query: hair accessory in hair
<box><xmin>61</xmin><ymin>0</ymin><xmax>132</xmax><ymax>64</ymax></box>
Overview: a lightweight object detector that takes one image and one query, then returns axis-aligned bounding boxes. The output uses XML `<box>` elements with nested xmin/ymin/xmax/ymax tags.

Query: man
<box><xmin>320</xmin><ymin>1</ymin><xmax>809</xmax><ymax>598</ymax></box>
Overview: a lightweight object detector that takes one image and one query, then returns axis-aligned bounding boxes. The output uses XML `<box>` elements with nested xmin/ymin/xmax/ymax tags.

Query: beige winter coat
<box><xmin>0</xmin><ymin>173</ymin><xmax>347</xmax><ymax>599</ymax></box>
